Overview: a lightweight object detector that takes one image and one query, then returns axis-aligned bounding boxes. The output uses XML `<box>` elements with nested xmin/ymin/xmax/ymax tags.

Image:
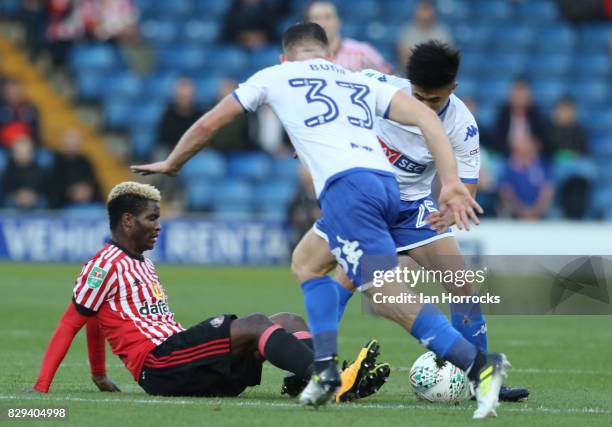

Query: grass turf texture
<box><xmin>1</xmin><ymin>263</ymin><xmax>611</xmax><ymax>427</ymax></box>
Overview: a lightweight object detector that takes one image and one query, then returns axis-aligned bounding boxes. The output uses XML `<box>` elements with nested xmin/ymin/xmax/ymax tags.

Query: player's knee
<box><xmin>240</xmin><ymin>313</ymin><xmax>273</xmax><ymax>335</ymax></box>
<box><xmin>269</xmin><ymin>312</ymin><xmax>307</xmax><ymax>332</ymax></box>
<box><xmin>291</xmin><ymin>258</ymin><xmax>315</xmax><ymax>283</ymax></box>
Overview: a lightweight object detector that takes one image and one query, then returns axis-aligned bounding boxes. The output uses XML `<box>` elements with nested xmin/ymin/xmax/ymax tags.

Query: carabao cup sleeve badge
<box><xmin>86</xmin><ymin>267</ymin><xmax>108</xmax><ymax>289</ymax></box>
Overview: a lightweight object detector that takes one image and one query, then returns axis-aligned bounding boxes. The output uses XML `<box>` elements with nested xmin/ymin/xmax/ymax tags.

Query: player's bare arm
<box><xmin>387</xmin><ymin>91</ymin><xmax>482</xmax><ymax>230</ymax></box>
<box><xmin>131</xmin><ymin>95</ymin><xmax>244</xmax><ymax>176</ymax></box>
<box><xmin>428</xmin><ymin>182</ymin><xmax>478</xmax><ymax>232</ymax></box>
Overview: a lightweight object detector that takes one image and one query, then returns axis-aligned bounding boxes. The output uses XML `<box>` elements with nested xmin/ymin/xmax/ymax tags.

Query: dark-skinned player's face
<box><xmin>411</xmin><ymin>82</ymin><xmax>457</xmax><ymax>114</ymax></box>
<box><xmin>124</xmin><ymin>200</ymin><xmax>161</xmax><ymax>252</ymax></box>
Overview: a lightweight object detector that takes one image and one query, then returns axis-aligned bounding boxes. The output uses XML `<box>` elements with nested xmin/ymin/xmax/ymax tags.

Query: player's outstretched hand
<box><xmin>92</xmin><ymin>374</ymin><xmax>121</xmax><ymax>392</ymax></box>
<box><xmin>437</xmin><ymin>182</ymin><xmax>483</xmax><ymax>231</ymax></box>
<box><xmin>131</xmin><ymin>161</ymin><xmax>178</xmax><ymax>177</ymax></box>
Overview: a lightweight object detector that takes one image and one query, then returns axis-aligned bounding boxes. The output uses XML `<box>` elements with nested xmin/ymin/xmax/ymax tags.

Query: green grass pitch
<box><xmin>1</xmin><ymin>263</ymin><xmax>611</xmax><ymax>426</ymax></box>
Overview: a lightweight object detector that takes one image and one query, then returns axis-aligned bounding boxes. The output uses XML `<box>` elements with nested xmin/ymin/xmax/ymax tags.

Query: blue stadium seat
<box><xmin>592</xmin><ymin>187</ymin><xmax>612</xmax><ymax>215</ymax></box>
<box><xmin>130</xmin><ymin>128</ymin><xmax>157</xmax><ymax>161</ymax></box>
<box><xmin>227</xmin><ymin>152</ymin><xmax>273</xmax><ymax>182</ymax></box>
<box><xmin>588</xmin><ymin>136</ymin><xmax>612</xmax><ymax>157</ymax></box>
<box><xmin>211</xmin><ymin>203</ymin><xmax>256</xmax><ymax>222</ymax></box>
<box><xmin>181</xmin><ymin>20</ymin><xmax>220</xmax><ymax>44</ymax></box>
<box><xmin>140</xmin><ymin>0</ymin><xmax>191</xmax><ymax>19</ymax></box>
<box><xmin>254</xmin><ymin>181</ymin><xmax>296</xmax><ymax>209</ymax></box>
<box><xmin>569</xmin><ymin>81</ymin><xmax>610</xmax><ymax>105</ymax></box>
<box><xmin>579</xmin><ymin>25</ymin><xmax>612</xmax><ymax>53</ymax></box>
<box><xmin>573</xmin><ymin>53</ymin><xmax>611</xmax><ymax>78</ymax></box>
<box><xmin>186</xmin><ymin>181</ymin><xmax>216</xmax><ymax>211</ymax></box>
<box><xmin>380</xmin><ymin>0</ymin><xmax>414</xmax><ymax>25</ymax></box>
<box><xmin>528</xmin><ymin>54</ymin><xmax>572</xmax><ymax>79</ymax></box>
<box><xmin>583</xmin><ymin>110</ymin><xmax>612</xmax><ymax>134</ymax></box>
<box><xmin>180</xmin><ymin>151</ymin><xmax>226</xmax><ymax>182</ymax></box>
<box><xmin>534</xmin><ymin>25</ymin><xmax>576</xmax><ymax>53</ymax></box>
<box><xmin>36</xmin><ymin>149</ymin><xmax>55</xmax><ymax>170</ymax></box>
<box><xmin>204</xmin><ymin>46</ymin><xmax>249</xmax><ymax>76</ymax></box>
<box><xmin>434</xmin><ymin>0</ymin><xmax>472</xmax><ymax>24</ymax></box>
<box><xmin>531</xmin><ymin>80</ymin><xmax>567</xmax><ymax>109</ymax></box>
<box><xmin>156</xmin><ymin>46</ymin><xmax>206</xmax><ymax>73</ymax></box>
<box><xmin>195</xmin><ymin>76</ymin><xmax>224</xmax><ymax>105</ymax></box>
<box><xmin>104</xmin><ymin>73</ymin><xmax>142</xmax><ymax>100</ymax></box>
<box><xmin>77</xmin><ymin>73</ymin><xmax>108</xmax><ymax>102</ymax></box>
<box><xmin>273</xmin><ymin>157</ymin><xmax>300</xmax><ymax>181</ymax></box>
<box><xmin>474</xmin><ymin>0</ymin><xmax>512</xmax><ymax>22</ymax></box>
<box><xmin>553</xmin><ymin>157</ymin><xmax>598</xmax><ymax>184</ymax></box>
<box><xmin>492</xmin><ymin>24</ymin><xmax>535</xmax><ymax>52</ymax></box>
<box><xmin>458</xmin><ymin>52</ymin><xmax>486</xmax><ymax>76</ymax></box>
<box><xmin>480</xmin><ymin>53</ymin><xmax>528</xmax><ymax>78</ymax></box>
<box><xmin>130</xmin><ymin>103</ymin><xmax>165</xmax><ymax>129</ymax></box>
<box><xmin>212</xmin><ymin>179</ymin><xmax>255</xmax><ymax>206</ymax></box>
<box><xmin>455</xmin><ymin>78</ymin><xmax>476</xmax><ymax>99</ymax></box>
<box><xmin>249</xmin><ymin>48</ymin><xmax>282</xmax><ymax>70</ymax></box>
<box><xmin>0</xmin><ymin>0</ymin><xmax>20</xmax><ymax>16</ymax></box>
<box><xmin>338</xmin><ymin>0</ymin><xmax>381</xmax><ymax>24</ymax></box>
<box><xmin>70</xmin><ymin>44</ymin><xmax>121</xmax><ymax>73</ymax></box>
<box><xmin>453</xmin><ymin>24</ymin><xmax>495</xmax><ymax>49</ymax></box>
<box><xmin>0</xmin><ymin>149</ymin><xmax>8</xmax><ymax>175</ymax></box>
<box><xmin>141</xmin><ymin>20</ymin><xmax>180</xmax><ymax>45</ymax></box>
<box><xmin>193</xmin><ymin>0</ymin><xmax>230</xmax><ymax>17</ymax></box>
<box><xmin>475</xmin><ymin>79</ymin><xmax>513</xmax><ymax>106</ymax></box>
<box><xmin>475</xmin><ymin>102</ymin><xmax>498</xmax><ymax>129</ymax></box>
<box><xmin>516</xmin><ymin>0</ymin><xmax>559</xmax><ymax>23</ymax></box>
<box><xmin>364</xmin><ymin>22</ymin><xmax>402</xmax><ymax>47</ymax></box>
<box><xmin>104</xmin><ymin>99</ymin><xmax>133</xmax><ymax>130</ymax></box>
<box><xmin>142</xmin><ymin>73</ymin><xmax>178</xmax><ymax>101</ymax></box>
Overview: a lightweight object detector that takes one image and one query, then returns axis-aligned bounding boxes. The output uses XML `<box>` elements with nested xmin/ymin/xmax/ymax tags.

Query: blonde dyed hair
<box><xmin>107</xmin><ymin>181</ymin><xmax>161</xmax><ymax>204</ymax></box>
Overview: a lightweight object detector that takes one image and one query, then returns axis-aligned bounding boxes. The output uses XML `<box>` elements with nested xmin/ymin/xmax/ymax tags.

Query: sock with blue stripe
<box><xmin>301</xmin><ymin>276</ymin><xmax>340</xmax><ymax>361</ymax></box>
<box><xmin>335</xmin><ymin>281</ymin><xmax>354</xmax><ymax>322</ymax></box>
<box><xmin>411</xmin><ymin>303</ymin><xmax>478</xmax><ymax>371</ymax></box>
<box><xmin>450</xmin><ymin>300</ymin><xmax>488</xmax><ymax>352</ymax></box>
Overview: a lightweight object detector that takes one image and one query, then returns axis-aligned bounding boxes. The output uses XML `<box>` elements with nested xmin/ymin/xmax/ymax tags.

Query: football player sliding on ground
<box><xmin>33</xmin><ymin>182</ymin><xmax>389</xmax><ymax>401</ymax></box>
<box><xmin>132</xmin><ymin>23</ymin><xmax>509</xmax><ymax>419</ymax></box>
<box><xmin>315</xmin><ymin>41</ymin><xmax>529</xmax><ymax>402</ymax></box>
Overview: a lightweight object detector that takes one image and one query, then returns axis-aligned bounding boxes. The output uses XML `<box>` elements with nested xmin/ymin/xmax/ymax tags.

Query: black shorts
<box><xmin>138</xmin><ymin>314</ymin><xmax>263</xmax><ymax>397</ymax></box>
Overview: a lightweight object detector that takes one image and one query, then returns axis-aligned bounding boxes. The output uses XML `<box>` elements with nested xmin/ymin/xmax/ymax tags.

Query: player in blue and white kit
<box><xmin>133</xmin><ymin>24</ymin><xmax>509</xmax><ymax>418</ymax></box>
<box><xmin>329</xmin><ymin>41</ymin><xmax>528</xmax><ymax>402</ymax></box>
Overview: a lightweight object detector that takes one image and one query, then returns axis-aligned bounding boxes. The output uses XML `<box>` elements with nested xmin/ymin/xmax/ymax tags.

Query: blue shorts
<box><xmin>390</xmin><ymin>196</ymin><xmax>453</xmax><ymax>253</ymax></box>
<box><xmin>313</xmin><ymin>169</ymin><xmax>400</xmax><ymax>288</ymax></box>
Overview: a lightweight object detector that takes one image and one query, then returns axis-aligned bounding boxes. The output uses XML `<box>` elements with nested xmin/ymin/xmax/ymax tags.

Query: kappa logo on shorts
<box><xmin>209</xmin><ymin>316</ymin><xmax>225</xmax><ymax>328</ymax></box>
<box><xmin>332</xmin><ymin>236</ymin><xmax>363</xmax><ymax>276</ymax></box>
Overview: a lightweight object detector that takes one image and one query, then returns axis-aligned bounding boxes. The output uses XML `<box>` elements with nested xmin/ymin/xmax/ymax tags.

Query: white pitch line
<box><xmin>0</xmin><ymin>395</ymin><xmax>609</xmax><ymax>416</ymax></box>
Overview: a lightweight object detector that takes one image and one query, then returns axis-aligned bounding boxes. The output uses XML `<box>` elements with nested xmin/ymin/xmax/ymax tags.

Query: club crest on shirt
<box><xmin>149</xmin><ymin>281</ymin><xmax>166</xmax><ymax>300</ymax></box>
<box><xmin>86</xmin><ymin>266</ymin><xmax>107</xmax><ymax>289</ymax></box>
<box><xmin>209</xmin><ymin>316</ymin><xmax>225</xmax><ymax>328</ymax></box>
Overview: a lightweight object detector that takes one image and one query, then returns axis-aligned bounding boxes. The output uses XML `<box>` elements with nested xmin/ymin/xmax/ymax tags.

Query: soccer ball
<box><xmin>409</xmin><ymin>351</ymin><xmax>467</xmax><ymax>402</ymax></box>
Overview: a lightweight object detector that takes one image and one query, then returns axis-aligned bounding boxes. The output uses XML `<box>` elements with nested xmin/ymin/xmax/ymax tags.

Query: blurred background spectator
<box><xmin>306</xmin><ymin>1</ymin><xmax>392</xmax><ymax>72</ymax></box>
<box><xmin>499</xmin><ymin>134</ymin><xmax>554</xmax><ymax>219</ymax></box>
<box><xmin>547</xmin><ymin>97</ymin><xmax>588</xmax><ymax>158</ymax></box>
<box><xmin>221</xmin><ymin>0</ymin><xmax>279</xmax><ymax>49</ymax></box>
<box><xmin>50</xmin><ymin>128</ymin><xmax>101</xmax><ymax>208</ymax></box>
<box><xmin>492</xmin><ymin>79</ymin><xmax>547</xmax><ymax>157</ymax></box>
<box><xmin>397</xmin><ymin>0</ymin><xmax>453</xmax><ymax>68</ymax></box>
<box><xmin>207</xmin><ymin>79</ymin><xmax>254</xmax><ymax>153</ymax></box>
<box><xmin>156</xmin><ymin>78</ymin><xmax>203</xmax><ymax>159</ymax></box>
<box><xmin>1</xmin><ymin>136</ymin><xmax>48</xmax><ymax>210</ymax></box>
<box><xmin>0</xmin><ymin>79</ymin><xmax>40</xmax><ymax>148</ymax></box>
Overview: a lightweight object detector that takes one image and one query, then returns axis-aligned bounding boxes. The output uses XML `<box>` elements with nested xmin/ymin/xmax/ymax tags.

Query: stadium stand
<box><xmin>0</xmin><ymin>0</ymin><xmax>610</xmax><ymax>221</ymax></box>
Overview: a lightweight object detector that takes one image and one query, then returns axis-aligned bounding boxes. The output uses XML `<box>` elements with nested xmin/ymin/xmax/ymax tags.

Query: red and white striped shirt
<box><xmin>332</xmin><ymin>38</ymin><xmax>392</xmax><ymax>73</ymax></box>
<box><xmin>73</xmin><ymin>241</ymin><xmax>185</xmax><ymax>380</ymax></box>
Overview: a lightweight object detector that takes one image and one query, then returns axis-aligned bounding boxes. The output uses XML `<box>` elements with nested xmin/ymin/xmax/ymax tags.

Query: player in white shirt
<box><xmin>132</xmin><ymin>24</ymin><xmax>509</xmax><ymax>418</ymax></box>
<box><xmin>330</xmin><ymin>41</ymin><xmax>528</xmax><ymax>403</ymax></box>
